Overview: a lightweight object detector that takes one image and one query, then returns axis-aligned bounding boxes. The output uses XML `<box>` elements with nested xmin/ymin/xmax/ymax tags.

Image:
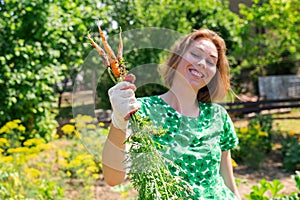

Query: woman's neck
<box><xmin>160</xmin><ymin>87</ymin><xmax>199</xmax><ymax>117</ymax></box>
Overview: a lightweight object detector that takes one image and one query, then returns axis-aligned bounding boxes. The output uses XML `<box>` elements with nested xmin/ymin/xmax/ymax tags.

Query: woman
<box><xmin>102</xmin><ymin>29</ymin><xmax>241</xmax><ymax>199</ymax></box>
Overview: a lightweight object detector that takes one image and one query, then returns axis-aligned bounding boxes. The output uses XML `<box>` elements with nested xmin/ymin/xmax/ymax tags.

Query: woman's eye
<box><xmin>191</xmin><ymin>52</ymin><xmax>200</xmax><ymax>58</ymax></box>
<box><xmin>206</xmin><ymin>60</ymin><xmax>214</xmax><ymax>65</ymax></box>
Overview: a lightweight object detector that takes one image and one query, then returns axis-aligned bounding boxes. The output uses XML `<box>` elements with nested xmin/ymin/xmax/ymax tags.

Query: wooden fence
<box><xmin>220</xmin><ymin>97</ymin><xmax>300</xmax><ymax>116</ymax></box>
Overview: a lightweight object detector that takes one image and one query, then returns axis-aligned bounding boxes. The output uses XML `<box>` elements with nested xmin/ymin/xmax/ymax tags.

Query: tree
<box><xmin>232</xmin><ymin>0</ymin><xmax>300</xmax><ymax>93</ymax></box>
<box><xmin>95</xmin><ymin>0</ymin><xmax>241</xmax><ymax>108</ymax></box>
<box><xmin>0</xmin><ymin>0</ymin><xmax>104</xmax><ymax>140</ymax></box>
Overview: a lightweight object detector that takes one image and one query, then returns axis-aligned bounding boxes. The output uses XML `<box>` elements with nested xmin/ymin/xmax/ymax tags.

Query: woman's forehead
<box><xmin>190</xmin><ymin>39</ymin><xmax>218</xmax><ymax>59</ymax></box>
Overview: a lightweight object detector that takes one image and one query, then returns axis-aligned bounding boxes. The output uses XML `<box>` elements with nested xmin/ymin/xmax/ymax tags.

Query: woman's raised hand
<box><xmin>108</xmin><ymin>74</ymin><xmax>141</xmax><ymax>130</ymax></box>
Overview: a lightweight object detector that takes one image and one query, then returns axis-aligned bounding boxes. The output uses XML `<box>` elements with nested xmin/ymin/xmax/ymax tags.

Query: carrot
<box><xmin>87</xmin><ymin>34</ymin><xmax>109</xmax><ymax>67</ymax></box>
<box><xmin>97</xmin><ymin>21</ymin><xmax>117</xmax><ymax>61</ymax></box>
<box><xmin>117</xmin><ymin>27</ymin><xmax>123</xmax><ymax>61</ymax></box>
<box><xmin>96</xmin><ymin>21</ymin><xmax>121</xmax><ymax>78</ymax></box>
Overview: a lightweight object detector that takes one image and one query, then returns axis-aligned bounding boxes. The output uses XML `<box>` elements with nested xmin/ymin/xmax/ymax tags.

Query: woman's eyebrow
<box><xmin>194</xmin><ymin>46</ymin><xmax>218</xmax><ymax>63</ymax></box>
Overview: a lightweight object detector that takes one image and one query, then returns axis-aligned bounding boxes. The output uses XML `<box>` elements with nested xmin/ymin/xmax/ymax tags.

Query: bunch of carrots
<box><xmin>87</xmin><ymin>21</ymin><xmax>193</xmax><ymax>199</ymax></box>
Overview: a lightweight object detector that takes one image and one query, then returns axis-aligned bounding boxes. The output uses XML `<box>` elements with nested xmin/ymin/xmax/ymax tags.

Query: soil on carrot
<box><xmin>88</xmin><ymin>148</ymin><xmax>298</xmax><ymax>200</ymax></box>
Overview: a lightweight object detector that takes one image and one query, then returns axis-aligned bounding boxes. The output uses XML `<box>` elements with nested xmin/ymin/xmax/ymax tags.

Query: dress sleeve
<box><xmin>219</xmin><ymin>111</ymin><xmax>239</xmax><ymax>152</ymax></box>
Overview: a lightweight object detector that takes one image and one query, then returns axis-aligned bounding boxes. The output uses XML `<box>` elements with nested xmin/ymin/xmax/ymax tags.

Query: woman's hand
<box><xmin>108</xmin><ymin>75</ymin><xmax>141</xmax><ymax>130</ymax></box>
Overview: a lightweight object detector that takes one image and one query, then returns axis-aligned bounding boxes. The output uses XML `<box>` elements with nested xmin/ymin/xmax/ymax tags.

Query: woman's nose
<box><xmin>197</xmin><ymin>59</ymin><xmax>206</xmax><ymax>69</ymax></box>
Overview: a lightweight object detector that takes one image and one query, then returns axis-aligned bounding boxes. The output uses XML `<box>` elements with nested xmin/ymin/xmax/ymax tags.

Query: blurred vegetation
<box><xmin>0</xmin><ymin>0</ymin><xmax>106</xmax><ymax>137</ymax></box>
<box><xmin>0</xmin><ymin>1</ymin><xmax>299</xmax><ymax>198</ymax></box>
<box><xmin>1</xmin><ymin>0</ymin><xmax>299</xmax><ymax>125</ymax></box>
<box><xmin>0</xmin><ymin>117</ymin><xmax>105</xmax><ymax>199</ymax></box>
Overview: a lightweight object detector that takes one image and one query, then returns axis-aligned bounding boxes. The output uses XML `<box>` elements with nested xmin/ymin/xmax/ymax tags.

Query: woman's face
<box><xmin>174</xmin><ymin>38</ymin><xmax>218</xmax><ymax>92</ymax></box>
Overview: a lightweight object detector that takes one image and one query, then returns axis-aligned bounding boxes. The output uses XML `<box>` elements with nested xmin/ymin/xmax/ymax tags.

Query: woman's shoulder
<box><xmin>137</xmin><ymin>95</ymin><xmax>160</xmax><ymax>104</ymax></box>
<box><xmin>200</xmin><ymin>102</ymin><xmax>229</xmax><ymax>116</ymax></box>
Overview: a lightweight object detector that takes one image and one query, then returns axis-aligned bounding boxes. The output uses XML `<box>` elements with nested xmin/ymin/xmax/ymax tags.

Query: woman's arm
<box><xmin>220</xmin><ymin>150</ymin><xmax>241</xmax><ymax>200</ymax></box>
<box><xmin>102</xmin><ymin>77</ymin><xmax>140</xmax><ymax>186</ymax></box>
<box><xmin>102</xmin><ymin>124</ymin><xmax>127</xmax><ymax>186</ymax></box>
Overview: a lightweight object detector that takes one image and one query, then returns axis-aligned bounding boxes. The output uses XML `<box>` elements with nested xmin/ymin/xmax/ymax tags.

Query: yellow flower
<box><xmin>75</xmin><ymin>123</ymin><xmax>85</xmax><ymax>129</ymax></box>
<box><xmin>0</xmin><ymin>138</ymin><xmax>9</xmax><ymax>147</ymax></box>
<box><xmin>61</xmin><ymin>124</ymin><xmax>75</xmax><ymax>135</ymax></box>
<box><xmin>23</xmin><ymin>138</ymin><xmax>45</xmax><ymax>146</ymax></box>
<box><xmin>0</xmin><ymin>148</ymin><xmax>3</xmax><ymax>153</ymax></box>
<box><xmin>290</xmin><ymin>131</ymin><xmax>295</xmax><ymax>136</ymax></box>
<box><xmin>54</xmin><ymin>134</ymin><xmax>60</xmax><ymax>139</ymax></box>
<box><xmin>87</xmin><ymin>166</ymin><xmax>98</xmax><ymax>173</ymax></box>
<box><xmin>27</xmin><ymin>154</ymin><xmax>39</xmax><ymax>160</ymax></box>
<box><xmin>258</xmin><ymin>131</ymin><xmax>268</xmax><ymax>137</ymax></box>
<box><xmin>1</xmin><ymin>155</ymin><xmax>13</xmax><ymax>163</ymax></box>
<box><xmin>86</xmin><ymin>124</ymin><xmax>96</xmax><ymax>129</ymax></box>
<box><xmin>59</xmin><ymin>150</ymin><xmax>70</xmax><ymax>158</ymax></box>
<box><xmin>13</xmin><ymin>119</ymin><xmax>21</xmax><ymax>124</ymax></box>
<box><xmin>231</xmin><ymin>158</ymin><xmax>238</xmax><ymax>168</ymax></box>
<box><xmin>7</xmin><ymin>147</ymin><xmax>30</xmax><ymax>154</ymax></box>
<box><xmin>92</xmin><ymin>173</ymin><xmax>99</xmax><ymax>179</ymax></box>
<box><xmin>6</xmin><ymin>121</ymin><xmax>19</xmax><ymax>129</ymax></box>
<box><xmin>66</xmin><ymin>171</ymin><xmax>72</xmax><ymax>177</ymax></box>
<box><xmin>17</xmin><ymin>125</ymin><xmax>26</xmax><ymax>132</ymax></box>
<box><xmin>69</xmin><ymin>159</ymin><xmax>81</xmax><ymax>168</ymax></box>
<box><xmin>0</xmin><ymin>126</ymin><xmax>9</xmax><ymax>134</ymax></box>
<box><xmin>25</xmin><ymin>167</ymin><xmax>41</xmax><ymax>179</ymax></box>
<box><xmin>98</xmin><ymin>122</ymin><xmax>105</xmax><ymax>127</ymax></box>
<box><xmin>74</xmin><ymin>130</ymin><xmax>81</xmax><ymax>138</ymax></box>
<box><xmin>36</xmin><ymin>143</ymin><xmax>52</xmax><ymax>151</ymax></box>
<box><xmin>70</xmin><ymin>119</ymin><xmax>76</xmax><ymax>123</ymax></box>
<box><xmin>239</xmin><ymin>127</ymin><xmax>248</xmax><ymax>133</ymax></box>
<box><xmin>76</xmin><ymin>115</ymin><xmax>94</xmax><ymax>123</ymax></box>
<box><xmin>76</xmin><ymin>168</ymin><xmax>84</xmax><ymax>175</ymax></box>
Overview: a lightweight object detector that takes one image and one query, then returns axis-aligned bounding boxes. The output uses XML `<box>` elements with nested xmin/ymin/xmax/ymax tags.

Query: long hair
<box><xmin>159</xmin><ymin>29</ymin><xmax>230</xmax><ymax>102</ymax></box>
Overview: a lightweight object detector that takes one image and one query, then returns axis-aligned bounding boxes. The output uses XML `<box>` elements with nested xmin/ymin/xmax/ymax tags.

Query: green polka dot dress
<box><xmin>136</xmin><ymin>95</ymin><xmax>239</xmax><ymax>200</ymax></box>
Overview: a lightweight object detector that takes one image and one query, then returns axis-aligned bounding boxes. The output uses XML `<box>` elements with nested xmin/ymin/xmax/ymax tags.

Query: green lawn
<box><xmin>234</xmin><ymin>108</ymin><xmax>300</xmax><ymax>134</ymax></box>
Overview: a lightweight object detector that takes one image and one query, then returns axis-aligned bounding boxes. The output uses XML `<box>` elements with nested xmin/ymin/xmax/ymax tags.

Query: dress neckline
<box><xmin>155</xmin><ymin>95</ymin><xmax>201</xmax><ymax>119</ymax></box>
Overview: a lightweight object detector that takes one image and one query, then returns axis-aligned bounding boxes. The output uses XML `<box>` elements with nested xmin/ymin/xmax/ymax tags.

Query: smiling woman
<box><xmin>102</xmin><ymin>28</ymin><xmax>241</xmax><ymax>200</ymax></box>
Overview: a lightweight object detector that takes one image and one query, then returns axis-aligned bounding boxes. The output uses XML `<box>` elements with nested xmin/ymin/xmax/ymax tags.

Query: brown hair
<box><xmin>159</xmin><ymin>29</ymin><xmax>230</xmax><ymax>102</ymax></box>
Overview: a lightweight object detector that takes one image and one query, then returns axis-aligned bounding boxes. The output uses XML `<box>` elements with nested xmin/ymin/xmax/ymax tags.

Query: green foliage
<box><xmin>125</xmin><ymin>114</ymin><xmax>194</xmax><ymax>199</ymax></box>
<box><xmin>245</xmin><ymin>179</ymin><xmax>285</xmax><ymax>200</ymax></box>
<box><xmin>245</xmin><ymin>172</ymin><xmax>300</xmax><ymax>200</ymax></box>
<box><xmin>0</xmin><ymin>0</ymin><xmax>104</xmax><ymax>139</ymax></box>
<box><xmin>292</xmin><ymin>171</ymin><xmax>300</xmax><ymax>191</ymax></box>
<box><xmin>0</xmin><ymin>119</ymin><xmax>106</xmax><ymax>199</ymax></box>
<box><xmin>232</xmin><ymin>115</ymin><xmax>274</xmax><ymax>168</ymax></box>
<box><xmin>94</xmin><ymin>0</ymin><xmax>241</xmax><ymax>109</ymax></box>
<box><xmin>232</xmin><ymin>0</ymin><xmax>300</xmax><ymax>93</ymax></box>
<box><xmin>280</xmin><ymin>133</ymin><xmax>300</xmax><ymax>172</ymax></box>
<box><xmin>248</xmin><ymin>114</ymin><xmax>273</xmax><ymax>152</ymax></box>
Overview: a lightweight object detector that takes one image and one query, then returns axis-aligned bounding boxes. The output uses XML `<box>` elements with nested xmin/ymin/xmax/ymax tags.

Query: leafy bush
<box><xmin>0</xmin><ymin>132</ymin><xmax>65</xmax><ymax>199</ymax></box>
<box><xmin>0</xmin><ymin>0</ymin><xmax>102</xmax><ymax>141</ymax></box>
<box><xmin>245</xmin><ymin>172</ymin><xmax>300</xmax><ymax>200</ymax></box>
<box><xmin>245</xmin><ymin>179</ymin><xmax>285</xmax><ymax>200</ymax></box>
<box><xmin>248</xmin><ymin>114</ymin><xmax>273</xmax><ymax>152</ymax></box>
<box><xmin>280</xmin><ymin>133</ymin><xmax>300</xmax><ymax>172</ymax></box>
<box><xmin>232</xmin><ymin>114</ymin><xmax>274</xmax><ymax>169</ymax></box>
<box><xmin>232</xmin><ymin>124</ymin><xmax>271</xmax><ymax>169</ymax></box>
<box><xmin>0</xmin><ymin>119</ymin><xmax>107</xmax><ymax>199</ymax></box>
<box><xmin>292</xmin><ymin>171</ymin><xmax>300</xmax><ymax>191</ymax></box>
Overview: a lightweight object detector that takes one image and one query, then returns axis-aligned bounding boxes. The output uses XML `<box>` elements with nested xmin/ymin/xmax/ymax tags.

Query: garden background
<box><xmin>0</xmin><ymin>0</ymin><xmax>300</xmax><ymax>199</ymax></box>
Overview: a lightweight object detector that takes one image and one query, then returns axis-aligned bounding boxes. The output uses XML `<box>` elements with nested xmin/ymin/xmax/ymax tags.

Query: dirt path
<box><xmin>234</xmin><ymin>149</ymin><xmax>298</xmax><ymax>199</ymax></box>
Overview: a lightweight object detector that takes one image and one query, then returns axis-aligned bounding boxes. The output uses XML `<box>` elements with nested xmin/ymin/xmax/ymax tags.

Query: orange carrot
<box><xmin>96</xmin><ymin>21</ymin><xmax>121</xmax><ymax>78</ymax></box>
<box><xmin>87</xmin><ymin>34</ymin><xmax>109</xmax><ymax>67</ymax></box>
<box><xmin>97</xmin><ymin>21</ymin><xmax>117</xmax><ymax>61</ymax></box>
<box><xmin>117</xmin><ymin>27</ymin><xmax>123</xmax><ymax>61</ymax></box>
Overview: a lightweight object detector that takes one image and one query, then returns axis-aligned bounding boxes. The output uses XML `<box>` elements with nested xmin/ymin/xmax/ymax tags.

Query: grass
<box><xmin>234</xmin><ymin>108</ymin><xmax>300</xmax><ymax>134</ymax></box>
<box><xmin>272</xmin><ymin>108</ymin><xmax>300</xmax><ymax>134</ymax></box>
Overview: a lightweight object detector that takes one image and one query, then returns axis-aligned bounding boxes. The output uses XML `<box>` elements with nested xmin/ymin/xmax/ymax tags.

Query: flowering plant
<box><xmin>87</xmin><ymin>21</ymin><xmax>193</xmax><ymax>199</ymax></box>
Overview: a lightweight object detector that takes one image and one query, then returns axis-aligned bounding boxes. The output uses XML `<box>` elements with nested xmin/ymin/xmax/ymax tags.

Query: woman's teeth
<box><xmin>190</xmin><ymin>69</ymin><xmax>204</xmax><ymax>78</ymax></box>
